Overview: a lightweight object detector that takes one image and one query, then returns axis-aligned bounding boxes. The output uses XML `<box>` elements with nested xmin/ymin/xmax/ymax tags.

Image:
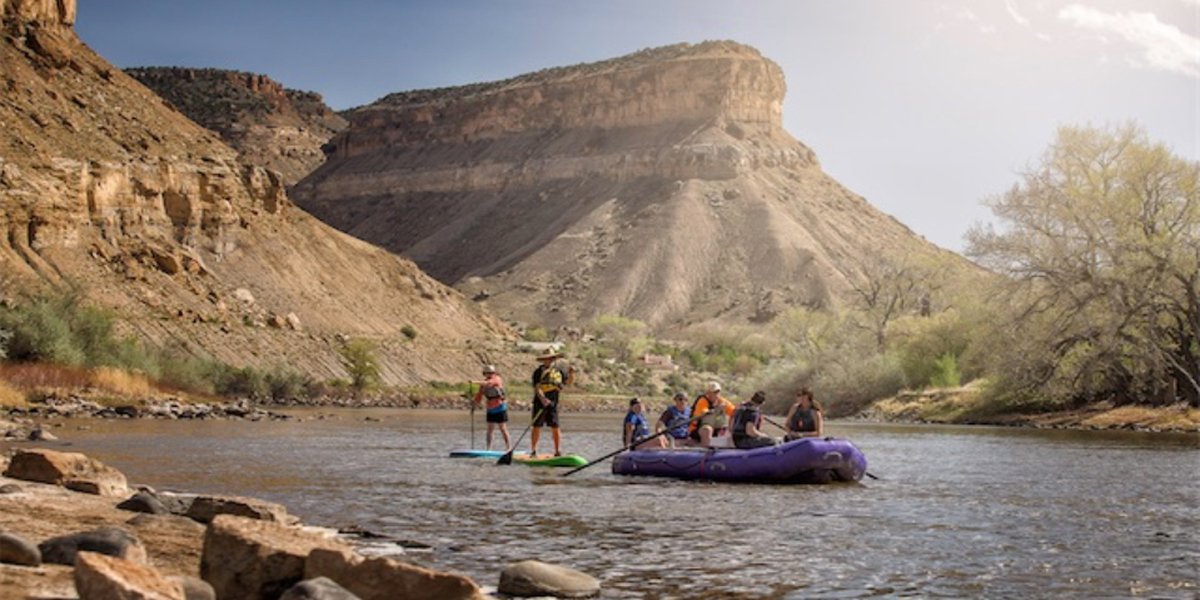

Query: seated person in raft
<box><xmin>656</xmin><ymin>392</ymin><xmax>692</xmax><ymax>448</ymax></box>
<box><xmin>731</xmin><ymin>391</ymin><xmax>779</xmax><ymax>449</ymax></box>
<box><xmin>688</xmin><ymin>381</ymin><xmax>735</xmax><ymax>447</ymax></box>
<box><xmin>624</xmin><ymin>398</ymin><xmax>664</xmax><ymax>449</ymax></box>
<box><xmin>783</xmin><ymin>388</ymin><xmax>824</xmax><ymax>441</ymax></box>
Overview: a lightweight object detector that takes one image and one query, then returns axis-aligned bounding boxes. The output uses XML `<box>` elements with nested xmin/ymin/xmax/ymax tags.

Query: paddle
<box><xmin>466</xmin><ymin>382</ymin><xmax>476</xmax><ymax>449</ymax></box>
<box><xmin>497</xmin><ymin>406</ymin><xmax>544</xmax><ymax>465</ymax></box>
<box><xmin>761</xmin><ymin>414</ymin><xmax>879</xmax><ymax>480</ymax></box>
<box><xmin>561</xmin><ymin>413</ymin><xmax>705</xmax><ymax>477</ymax></box>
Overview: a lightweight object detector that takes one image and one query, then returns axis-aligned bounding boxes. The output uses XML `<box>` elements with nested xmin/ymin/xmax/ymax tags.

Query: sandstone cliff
<box><xmin>0</xmin><ymin>0</ymin><xmax>512</xmax><ymax>384</ymax></box>
<box><xmin>126</xmin><ymin>67</ymin><xmax>347</xmax><ymax>185</ymax></box>
<box><xmin>294</xmin><ymin>42</ymin><xmax>972</xmax><ymax>331</ymax></box>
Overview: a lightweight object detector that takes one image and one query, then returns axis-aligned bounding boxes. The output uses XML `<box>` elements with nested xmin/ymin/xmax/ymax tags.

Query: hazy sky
<box><xmin>76</xmin><ymin>1</ymin><xmax>1198</xmax><ymax>252</ymax></box>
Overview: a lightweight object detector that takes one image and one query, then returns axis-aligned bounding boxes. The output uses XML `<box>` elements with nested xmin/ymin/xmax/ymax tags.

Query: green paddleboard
<box><xmin>512</xmin><ymin>454</ymin><xmax>588</xmax><ymax>468</ymax></box>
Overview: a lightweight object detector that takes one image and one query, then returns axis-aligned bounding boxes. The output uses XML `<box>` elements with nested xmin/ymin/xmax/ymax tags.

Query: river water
<box><xmin>16</xmin><ymin>409</ymin><xmax>1198</xmax><ymax>599</ymax></box>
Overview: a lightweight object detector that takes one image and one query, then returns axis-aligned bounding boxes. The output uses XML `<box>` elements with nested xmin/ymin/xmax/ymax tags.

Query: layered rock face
<box><xmin>126</xmin><ymin>67</ymin><xmax>347</xmax><ymax>185</ymax></box>
<box><xmin>295</xmin><ymin>41</ymin><xmax>966</xmax><ymax>330</ymax></box>
<box><xmin>0</xmin><ymin>2</ymin><xmax>511</xmax><ymax>383</ymax></box>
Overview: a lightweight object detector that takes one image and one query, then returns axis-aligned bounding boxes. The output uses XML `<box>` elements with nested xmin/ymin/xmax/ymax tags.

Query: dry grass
<box><xmin>1080</xmin><ymin>404</ymin><xmax>1200</xmax><ymax>431</ymax></box>
<box><xmin>0</xmin><ymin>363</ymin><xmax>165</xmax><ymax>406</ymax></box>
<box><xmin>92</xmin><ymin>367</ymin><xmax>155</xmax><ymax>399</ymax></box>
<box><xmin>0</xmin><ymin>378</ymin><xmax>26</xmax><ymax>408</ymax></box>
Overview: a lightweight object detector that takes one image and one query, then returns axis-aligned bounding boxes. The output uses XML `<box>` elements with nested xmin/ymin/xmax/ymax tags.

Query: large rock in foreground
<box><xmin>4</xmin><ymin>449</ymin><xmax>128</xmax><ymax>497</ymax></box>
<box><xmin>39</xmin><ymin>526</ymin><xmax>148</xmax><ymax>566</ymax></box>
<box><xmin>74</xmin><ymin>551</ymin><xmax>184</xmax><ymax>600</ymax></box>
<box><xmin>200</xmin><ymin>515</ymin><xmax>349</xmax><ymax>600</ymax></box>
<box><xmin>498</xmin><ymin>560</ymin><xmax>601</xmax><ymax>598</ymax></box>
<box><xmin>305</xmin><ymin>547</ymin><xmax>483</xmax><ymax>600</ymax></box>
<box><xmin>186</xmin><ymin>494</ymin><xmax>290</xmax><ymax>524</ymax></box>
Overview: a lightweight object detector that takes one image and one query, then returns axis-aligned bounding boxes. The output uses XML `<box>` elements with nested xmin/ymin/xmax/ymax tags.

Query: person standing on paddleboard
<box><xmin>474</xmin><ymin>365</ymin><xmax>511</xmax><ymax>451</ymax></box>
<box><xmin>530</xmin><ymin>348</ymin><xmax>573</xmax><ymax>457</ymax></box>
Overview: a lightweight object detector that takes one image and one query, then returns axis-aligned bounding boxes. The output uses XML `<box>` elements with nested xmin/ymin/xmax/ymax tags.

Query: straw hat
<box><xmin>536</xmin><ymin>348</ymin><xmax>563</xmax><ymax>361</ymax></box>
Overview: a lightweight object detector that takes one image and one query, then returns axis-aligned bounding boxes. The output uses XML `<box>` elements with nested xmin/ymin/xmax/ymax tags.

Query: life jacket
<box><xmin>624</xmin><ymin>411</ymin><xmax>649</xmax><ymax>444</ymax></box>
<box><xmin>536</xmin><ymin>365</ymin><xmax>564</xmax><ymax>393</ymax></box>
<box><xmin>689</xmin><ymin>395</ymin><xmax>730</xmax><ymax>438</ymax></box>
<box><xmin>788</xmin><ymin>407</ymin><xmax>816</xmax><ymax>433</ymax></box>
<box><xmin>731</xmin><ymin>402</ymin><xmax>761</xmax><ymax>438</ymax></box>
<box><xmin>660</xmin><ymin>405</ymin><xmax>690</xmax><ymax>438</ymax></box>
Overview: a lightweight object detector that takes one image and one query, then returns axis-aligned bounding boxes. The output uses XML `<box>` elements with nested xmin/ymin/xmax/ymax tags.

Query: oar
<box><xmin>498</xmin><ymin>406</ymin><xmax>544</xmax><ymax>465</ymax></box>
<box><xmin>762</xmin><ymin>415</ymin><xmax>879</xmax><ymax>480</ymax></box>
<box><xmin>561</xmin><ymin>414</ymin><xmax>704</xmax><ymax>477</ymax></box>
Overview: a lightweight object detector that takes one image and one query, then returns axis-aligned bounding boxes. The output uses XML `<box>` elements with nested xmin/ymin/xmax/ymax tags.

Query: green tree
<box><xmin>967</xmin><ymin>123</ymin><xmax>1199</xmax><ymax>407</ymax></box>
<box><xmin>339</xmin><ymin>338</ymin><xmax>381</xmax><ymax>394</ymax></box>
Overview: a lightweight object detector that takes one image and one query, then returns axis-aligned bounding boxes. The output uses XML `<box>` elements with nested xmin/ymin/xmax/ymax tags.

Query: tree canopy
<box><xmin>967</xmin><ymin>123</ymin><xmax>1199</xmax><ymax>407</ymax></box>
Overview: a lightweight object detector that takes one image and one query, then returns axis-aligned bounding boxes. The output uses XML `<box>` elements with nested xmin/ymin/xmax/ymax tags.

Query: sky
<box><xmin>75</xmin><ymin>0</ymin><xmax>1198</xmax><ymax>252</ymax></box>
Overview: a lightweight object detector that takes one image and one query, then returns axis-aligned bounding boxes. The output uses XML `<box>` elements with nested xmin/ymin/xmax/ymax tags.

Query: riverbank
<box><xmin>0</xmin><ymin>447</ymin><xmax>602</xmax><ymax>599</ymax></box>
<box><xmin>857</xmin><ymin>383</ymin><xmax>1200</xmax><ymax>433</ymax></box>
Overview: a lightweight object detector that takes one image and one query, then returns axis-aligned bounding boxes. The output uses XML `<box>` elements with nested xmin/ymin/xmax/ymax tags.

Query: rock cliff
<box><xmin>0</xmin><ymin>2</ymin><xmax>512</xmax><ymax>384</ymax></box>
<box><xmin>126</xmin><ymin>67</ymin><xmax>347</xmax><ymax>185</ymax></box>
<box><xmin>294</xmin><ymin>41</ymin><xmax>970</xmax><ymax>331</ymax></box>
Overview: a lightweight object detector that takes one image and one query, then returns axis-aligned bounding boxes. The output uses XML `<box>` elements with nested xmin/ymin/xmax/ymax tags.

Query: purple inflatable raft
<box><xmin>611</xmin><ymin>437</ymin><xmax>868</xmax><ymax>484</ymax></box>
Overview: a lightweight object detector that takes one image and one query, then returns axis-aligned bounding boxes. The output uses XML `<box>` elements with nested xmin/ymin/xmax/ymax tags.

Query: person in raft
<box><xmin>731</xmin><ymin>391</ymin><xmax>779</xmax><ymax>449</ymax></box>
<box><xmin>783</xmin><ymin>388</ymin><xmax>824</xmax><ymax>440</ymax></box>
<box><xmin>656</xmin><ymin>392</ymin><xmax>692</xmax><ymax>448</ymax></box>
<box><xmin>623</xmin><ymin>398</ymin><xmax>663</xmax><ymax>449</ymax></box>
<box><xmin>530</xmin><ymin>348</ymin><xmax>574</xmax><ymax>457</ymax></box>
<box><xmin>473</xmin><ymin>364</ymin><xmax>511</xmax><ymax>451</ymax></box>
<box><xmin>688</xmin><ymin>381</ymin><xmax>735</xmax><ymax>447</ymax></box>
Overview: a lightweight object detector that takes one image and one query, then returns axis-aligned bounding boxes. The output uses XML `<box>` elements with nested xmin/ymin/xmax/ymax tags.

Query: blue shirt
<box><xmin>660</xmin><ymin>405</ymin><xmax>691</xmax><ymax>438</ymax></box>
<box><xmin>624</xmin><ymin>411</ymin><xmax>650</xmax><ymax>443</ymax></box>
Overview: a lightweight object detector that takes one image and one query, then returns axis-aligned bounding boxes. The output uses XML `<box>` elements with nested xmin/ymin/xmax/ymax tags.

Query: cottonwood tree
<box><xmin>967</xmin><ymin>123</ymin><xmax>1199</xmax><ymax>407</ymax></box>
<box><xmin>849</xmin><ymin>257</ymin><xmax>946</xmax><ymax>349</ymax></box>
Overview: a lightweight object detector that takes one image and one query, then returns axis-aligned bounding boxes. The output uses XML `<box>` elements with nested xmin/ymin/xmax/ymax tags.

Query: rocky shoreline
<box><xmin>0</xmin><ymin>448</ymin><xmax>603</xmax><ymax>599</ymax></box>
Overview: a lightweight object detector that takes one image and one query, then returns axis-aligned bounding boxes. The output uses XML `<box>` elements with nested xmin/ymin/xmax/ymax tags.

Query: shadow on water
<box><xmin>21</xmin><ymin>410</ymin><xmax>1199</xmax><ymax>599</ymax></box>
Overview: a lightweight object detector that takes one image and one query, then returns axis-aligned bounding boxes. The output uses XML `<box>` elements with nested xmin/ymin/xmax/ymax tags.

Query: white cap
<box><xmin>706</xmin><ymin>381</ymin><xmax>721</xmax><ymax>392</ymax></box>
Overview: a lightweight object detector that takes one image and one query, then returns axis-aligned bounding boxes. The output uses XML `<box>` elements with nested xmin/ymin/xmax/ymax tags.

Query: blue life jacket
<box><xmin>624</xmin><ymin>411</ymin><xmax>650</xmax><ymax>444</ymax></box>
<box><xmin>661</xmin><ymin>405</ymin><xmax>690</xmax><ymax>438</ymax></box>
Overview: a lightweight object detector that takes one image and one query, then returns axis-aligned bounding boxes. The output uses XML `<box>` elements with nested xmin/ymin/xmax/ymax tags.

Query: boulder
<box><xmin>0</xmin><ymin>531</ymin><xmax>41</xmax><ymax>566</ymax></box>
<box><xmin>169</xmin><ymin>575</ymin><xmax>216</xmax><ymax>600</ymax></box>
<box><xmin>39</xmin><ymin>526</ymin><xmax>147</xmax><ymax>566</ymax></box>
<box><xmin>3</xmin><ymin>448</ymin><xmax>128</xmax><ymax>497</ymax></box>
<box><xmin>498</xmin><ymin>560</ymin><xmax>601</xmax><ymax>598</ymax></box>
<box><xmin>305</xmin><ymin>547</ymin><xmax>483</xmax><ymax>600</ymax></box>
<box><xmin>279</xmin><ymin>577</ymin><xmax>361</xmax><ymax>600</ymax></box>
<box><xmin>74</xmin><ymin>551</ymin><xmax>184</xmax><ymax>600</ymax></box>
<box><xmin>117</xmin><ymin>491</ymin><xmax>170</xmax><ymax>515</ymax></box>
<box><xmin>0</xmin><ymin>483</ymin><xmax>23</xmax><ymax>494</ymax></box>
<box><xmin>200</xmin><ymin>514</ymin><xmax>350</xmax><ymax>600</ymax></box>
<box><xmin>186</xmin><ymin>494</ymin><xmax>289</xmax><ymax>524</ymax></box>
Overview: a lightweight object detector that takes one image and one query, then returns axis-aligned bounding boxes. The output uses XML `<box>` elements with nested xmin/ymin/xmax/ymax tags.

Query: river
<box><xmin>17</xmin><ymin>409</ymin><xmax>1199</xmax><ymax>599</ymax></box>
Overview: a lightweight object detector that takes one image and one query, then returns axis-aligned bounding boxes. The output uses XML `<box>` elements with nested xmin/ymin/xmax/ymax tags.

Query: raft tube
<box><xmin>611</xmin><ymin>437</ymin><xmax>867</xmax><ymax>484</ymax></box>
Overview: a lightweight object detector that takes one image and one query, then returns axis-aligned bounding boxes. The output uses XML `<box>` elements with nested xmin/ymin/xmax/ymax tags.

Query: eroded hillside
<box><xmin>126</xmin><ymin>67</ymin><xmax>346</xmax><ymax>185</ymax></box>
<box><xmin>0</xmin><ymin>0</ymin><xmax>513</xmax><ymax>384</ymax></box>
<box><xmin>294</xmin><ymin>41</ymin><xmax>976</xmax><ymax>332</ymax></box>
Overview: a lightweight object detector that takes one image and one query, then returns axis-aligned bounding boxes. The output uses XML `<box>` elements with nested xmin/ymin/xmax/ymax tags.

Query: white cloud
<box><xmin>1005</xmin><ymin>0</ymin><xmax>1032</xmax><ymax>27</ymax></box>
<box><xmin>979</xmin><ymin>24</ymin><xmax>998</xmax><ymax>35</ymax></box>
<box><xmin>1059</xmin><ymin>4</ymin><xmax>1200</xmax><ymax>78</ymax></box>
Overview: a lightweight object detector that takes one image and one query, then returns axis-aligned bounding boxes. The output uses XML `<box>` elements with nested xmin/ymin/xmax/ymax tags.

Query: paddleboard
<box><xmin>448</xmin><ymin>449</ymin><xmax>588</xmax><ymax>467</ymax></box>
<box><xmin>513</xmin><ymin>454</ymin><xmax>588</xmax><ymax>468</ymax></box>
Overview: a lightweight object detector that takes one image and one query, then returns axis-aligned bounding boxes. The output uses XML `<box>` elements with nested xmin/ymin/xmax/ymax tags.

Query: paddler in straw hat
<box><xmin>530</xmin><ymin>347</ymin><xmax>574</xmax><ymax>457</ymax></box>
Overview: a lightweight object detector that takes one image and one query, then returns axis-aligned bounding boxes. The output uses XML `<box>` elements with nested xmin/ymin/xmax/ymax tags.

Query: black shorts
<box><xmin>533</xmin><ymin>401</ymin><xmax>559</xmax><ymax>428</ymax></box>
<box><xmin>486</xmin><ymin>409</ymin><xmax>508</xmax><ymax>424</ymax></box>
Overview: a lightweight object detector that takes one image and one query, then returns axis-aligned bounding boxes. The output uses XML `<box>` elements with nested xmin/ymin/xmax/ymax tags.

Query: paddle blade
<box><xmin>497</xmin><ymin>451</ymin><xmax>514</xmax><ymax>465</ymax></box>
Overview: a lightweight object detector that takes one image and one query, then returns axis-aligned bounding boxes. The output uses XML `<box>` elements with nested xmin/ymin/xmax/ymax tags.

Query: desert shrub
<box><xmin>339</xmin><ymin>338</ymin><xmax>380</xmax><ymax>393</ymax></box>
<box><xmin>929</xmin><ymin>353</ymin><xmax>962</xmax><ymax>389</ymax></box>
<box><xmin>890</xmin><ymin>312</ymin><xmax>973</xmax><ymax>388</ymax></box>
<box><xmin>523</xmin><ymin>326</ymin><xmax>551</xmax><ymax>342</ymax></box>
<box><xmin>265</xmin><ymin>367</ymin><xmax>313</xmax><ymax>401</ymax></box>
<box><xmin>214</xmin><ymin>365</ymin><xmax>268</xmax><ymax>399</ymax></box>
<box><xmin>401</xmin><ymin>324</ymin><xmax>418</xmax><ymax>340</ymax></box>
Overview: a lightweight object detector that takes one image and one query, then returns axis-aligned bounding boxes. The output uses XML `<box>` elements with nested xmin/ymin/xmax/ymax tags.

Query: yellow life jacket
<box><xmin>537</xmin><ymin>366</ymin><xmax>564</xmax><ymax>393</ymax></box>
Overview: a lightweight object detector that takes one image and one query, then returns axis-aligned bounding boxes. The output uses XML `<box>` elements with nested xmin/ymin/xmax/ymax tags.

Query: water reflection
<box><xmin>13</xmin><ymin>410</ymin><xmax>1198</xmax><ymax>599</ymax></box>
